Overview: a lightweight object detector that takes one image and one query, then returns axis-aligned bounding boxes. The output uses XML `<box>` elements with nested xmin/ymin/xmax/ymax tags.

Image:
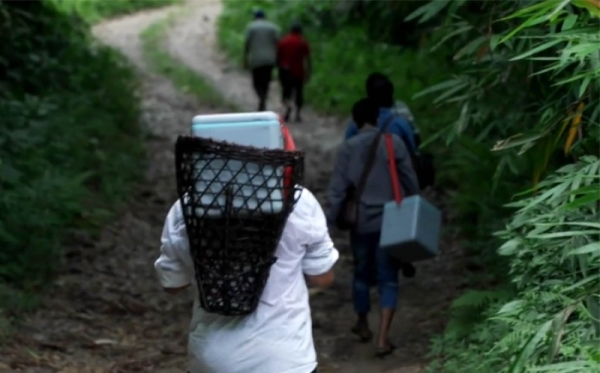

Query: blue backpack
<box><xmin>391</xmin><ymin>101</ymin><xmax>435</xmax><ymax>189</ymax></box>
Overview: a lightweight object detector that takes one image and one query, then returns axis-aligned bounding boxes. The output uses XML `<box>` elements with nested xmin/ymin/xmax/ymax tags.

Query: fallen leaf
<box><xmin>308</xmin><ymin>288</ymin><xmax>323</xmax><ymax>297</ymax></box>
<box><xmin>93</xmin><ymin>339</ymin><xmax>118</xmax><ymax>346</ymax></box>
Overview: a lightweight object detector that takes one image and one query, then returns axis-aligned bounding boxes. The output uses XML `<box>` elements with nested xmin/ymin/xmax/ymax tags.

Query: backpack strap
<box><xmin>354</xmin><ymin>114</ymin><xmax>395</xmax><ymax>204</ymax></box>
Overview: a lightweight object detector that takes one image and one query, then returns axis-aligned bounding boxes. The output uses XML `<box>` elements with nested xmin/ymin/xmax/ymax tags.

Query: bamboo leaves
<box><xmin>405</xmin><ymin>0</ymin><xmax>452</xmax><ymax>23</ymax></box>
<box><xmin>410</xmin><ymin>0</ymin><xmax>600</xmax><ymax>371</ymax></box>
<box><xmin>564</xmin><ymin>102</ymin><xmax>585</xmax><ymax>155</ymax></box>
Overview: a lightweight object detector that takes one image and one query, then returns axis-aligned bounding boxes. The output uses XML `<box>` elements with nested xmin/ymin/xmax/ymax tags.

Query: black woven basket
<box><xmin>175</xmin><ymin>136</ymin><xmax>304</xmax><ymax>316</ymax></box>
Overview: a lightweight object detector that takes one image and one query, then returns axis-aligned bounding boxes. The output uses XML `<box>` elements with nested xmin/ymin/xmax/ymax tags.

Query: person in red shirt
<box><xmin>277</xmin><ymin>23</ymin><xmax>312</xmax><ymax>122</ymax></box>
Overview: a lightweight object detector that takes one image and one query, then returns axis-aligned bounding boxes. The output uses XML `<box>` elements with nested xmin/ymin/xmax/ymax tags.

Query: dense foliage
<box><xmin>405</xmin><ymin>0</ymin><xmax>600</xmax><ymax>371</ymax></box>
<box><xmin>429</xmin><ymin>157</ymin><xmax>600</xmax><ymax>372</ymax></box>
<box><xmin>0</xmin><ymin>0</ymin><xmax>144</xmax><ymax>330</ymax></box>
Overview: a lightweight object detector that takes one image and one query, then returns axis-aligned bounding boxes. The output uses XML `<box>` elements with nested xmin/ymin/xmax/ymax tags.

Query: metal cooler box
<box><xmin>380</xmin><ymin>195</ymin><xmax>442</xmax><ymax>263</ymax></box>
<box><xmin>190</xmin><ymin>112</ymin><xmax>284</xmax><ymax>217</ymax></box>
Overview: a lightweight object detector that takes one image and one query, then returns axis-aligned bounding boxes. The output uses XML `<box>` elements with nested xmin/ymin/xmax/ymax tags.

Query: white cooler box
<box><xmin>190</xmin><ymin>112</ymin><xmax>285</xmax><ymax>217</ymax></box>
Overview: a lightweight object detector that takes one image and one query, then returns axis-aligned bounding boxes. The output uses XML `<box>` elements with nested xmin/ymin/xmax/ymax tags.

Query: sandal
<box><xmin>350</xmin><ymin>325</ymin><xmax>373</xmax><ymax>343</ymax></box>
<box><xmin>375</xmin><ymin>343</ymin><xmax>396</xmax><ymax>358</ymax></box>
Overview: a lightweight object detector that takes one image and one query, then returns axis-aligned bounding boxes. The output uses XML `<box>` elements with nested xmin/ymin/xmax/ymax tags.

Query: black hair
<box><xmin>370</xmin><ymin>79</ymin><xmax>394</xmax><ymax>108</ymax></box>
<box><xmin>291</xmin><ymin>22</ymin><xmax>302</xmax><ymax>34</ymax></box>
<box><xmin>365</xmin><ymin>72</ymin><xmax>394</xmax><ymax>108</ymax></box>
<box><xmin>365</xmin><ymin>72</ymin><xmax>387</xmax><ymax>97</ymax></box>
<box><xmin>254</xmin><ymin>10</ymin><xmax>265</xmax><ymax>19</ymax></box>
<box><xmin>352</xmin><ymin>98</ymin><xmax>379</xmax><ymax>129</ymax></box>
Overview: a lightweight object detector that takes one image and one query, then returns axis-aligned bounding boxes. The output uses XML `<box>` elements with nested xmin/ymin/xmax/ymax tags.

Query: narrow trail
<box><xmin>0</xmin><ymin>2</ymin><xmax>464</xmax><ymax>373</ymax></box>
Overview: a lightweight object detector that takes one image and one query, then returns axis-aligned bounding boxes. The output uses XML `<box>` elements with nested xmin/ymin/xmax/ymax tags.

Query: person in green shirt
<box><xmin>244</xmin><ymin>10</ymin><xmax>280</xmax><ymax>111</ymax></box>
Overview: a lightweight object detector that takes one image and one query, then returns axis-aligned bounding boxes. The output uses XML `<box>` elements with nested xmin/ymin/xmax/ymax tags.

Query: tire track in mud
<box><xmin>0</xmin><ymin>2</ymin><xmax>463</xmax><ymax>373</ymax></box>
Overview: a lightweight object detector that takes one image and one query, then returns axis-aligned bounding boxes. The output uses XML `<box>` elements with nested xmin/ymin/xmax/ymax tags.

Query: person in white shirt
<box><xmin>155</xmin><ymin>187</ymin><xmax>339</xmax><ymax>373</ymax></box>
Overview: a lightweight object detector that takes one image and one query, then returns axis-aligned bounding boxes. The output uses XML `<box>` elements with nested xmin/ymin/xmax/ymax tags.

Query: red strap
<box><xmin>385</xmin><ymin>134</ymin><xmax>402</xmax><ymax>204</ymax></box>
<box><xmin>280</xmin><ymin>120</ymin><xmax>295</xmax><ymax>200</ymax></box>
<box><xmin>282</xmin><ymin>125</ymin><xmax>295</xmax><ymax>150</ymax></box>
<box><xmin>279</xmin><ymin>115</ymin><xmax>296</xmax><ymax>151</ymax></box>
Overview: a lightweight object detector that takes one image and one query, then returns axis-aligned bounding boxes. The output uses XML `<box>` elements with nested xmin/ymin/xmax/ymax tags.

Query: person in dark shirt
<box><xmin>326</xmin><ymin>98</ymin><xmax>420</xmax><ymax>357</ymax></box>
<box><xmin>276</xmin><ymin>23</ymin><xmax>312</xmax><ymax>122</ymax></box>
<box><xmin>345</xmin><ymin>74</ymin><xmax>418</xmax><ymax>157</ymax></box>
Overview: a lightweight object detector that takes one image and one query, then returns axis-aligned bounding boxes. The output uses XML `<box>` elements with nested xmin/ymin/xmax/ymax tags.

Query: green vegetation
<box><xmin>141</xmin><ymin>14</ymin><xmax>236</xmax><ymax>110</ymax></box>
<box><xmin>49</xmin><ymin>0</ymin><xmax>181</xmax><ymax>23</ymax></box>
<box><xmin>408</xmin><ymin>1</ymin><xmax>599</xmax><ymax>372</ymax></box>
<box><xmin>219</xmin><ymin>1</ymin><xmax>600</xmax><ymax>372</ymax></box>
<box><xmin>217</xmin><ymin>0</ymin><xmax>453</xmax><ymax>139</ymax></box>
<box><xmin>429</xmin><ymin>157</ymin><xmax>600</xmax><ymax>373</ymax></box>
<box><xmin>0</xmin><ymin>0</ymin><xmax>144</xmax><ymax>332</ymax></box>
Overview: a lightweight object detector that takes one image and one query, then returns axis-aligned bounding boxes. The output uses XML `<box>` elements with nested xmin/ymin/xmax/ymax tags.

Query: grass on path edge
<box><xmin>140</xmin><ymin>13</ymin><xmax>237</xmax><ymax>112</ymax></box>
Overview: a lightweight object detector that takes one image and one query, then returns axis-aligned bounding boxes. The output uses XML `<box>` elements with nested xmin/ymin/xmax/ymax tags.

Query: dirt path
<box><xmin>165</xmin><ymin>3</ymin><xmax>464</xmax><ymax>372</ymax></box>
<box><xmin>0</xmin><ymin>2</ymin><xmax>463</xmax><ymax>373</ymax></box>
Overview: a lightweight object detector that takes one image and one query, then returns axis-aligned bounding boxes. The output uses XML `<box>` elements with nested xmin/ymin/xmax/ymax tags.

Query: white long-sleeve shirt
<box><xmin>155</xmin><ymin>188</ymin><xmax>339</xmax><ymax>373</ymax></box>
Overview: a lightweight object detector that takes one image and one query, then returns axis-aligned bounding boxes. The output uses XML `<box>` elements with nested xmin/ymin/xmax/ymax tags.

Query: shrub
<box><xmin>0</xmin><ymin>0</ymin><xmax>144</xmax><ymax>322</ymax></box>
<box><xmin>405</xmin><ymin>0</ymin><xmax>600</xmax><ymax>371</ymax></box>
<box><xmin>428</xmin><ymin>156</ymin><xmax>600</xmax><ymax>373</ymax></box>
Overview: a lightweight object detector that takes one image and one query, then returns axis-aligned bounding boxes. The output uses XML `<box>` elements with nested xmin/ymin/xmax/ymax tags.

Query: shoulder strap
<box><xmin>355</xmin><ymin>114</ymin><xmax>395</xmax><ymax>202</ymax></box>
<box><xmin>385</xmin><ymin>134</ymin><xmax>403</xmax><ymax>204</ymax></box>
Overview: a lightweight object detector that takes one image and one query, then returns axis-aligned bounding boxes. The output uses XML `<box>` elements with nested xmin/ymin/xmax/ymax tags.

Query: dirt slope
<box><xmin>0</xmin><ymin>2</ymin><xmax>463</xmax><ymax>373</ymax></box>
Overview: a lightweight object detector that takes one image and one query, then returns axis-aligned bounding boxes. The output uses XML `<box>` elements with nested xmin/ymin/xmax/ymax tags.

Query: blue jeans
<box><xmin>351</xmin><ymin>231</ymin><xmax>400</xmax><ymax>315</ymax></box>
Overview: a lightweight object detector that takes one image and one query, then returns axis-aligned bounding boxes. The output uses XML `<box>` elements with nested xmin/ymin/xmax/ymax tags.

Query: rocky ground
<box><xmin>0</xmin><ymin>1</ymin><xmax>464</xmax><ymax>372</ymax></box>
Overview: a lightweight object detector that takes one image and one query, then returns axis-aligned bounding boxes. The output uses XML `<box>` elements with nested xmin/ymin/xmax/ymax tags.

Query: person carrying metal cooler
<box><xmin>346</xmin><ymin>72</ymin><xmax>436</xmax><ymax>190</ymax></box>
<box><xmin>326</xmin><ymin>98</ymin><xmax>420</xmax><ymax>358</ymax></box>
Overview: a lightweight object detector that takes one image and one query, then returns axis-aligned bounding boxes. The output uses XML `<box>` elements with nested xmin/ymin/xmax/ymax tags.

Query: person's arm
<box><xmin>154</xmin><ymin>201</ymin><xmax>194</xmax><ymax>295</ymax></box>
<box><xmin>395</xmin><ymin>118</ymin><xmax>417</xmax><ymax>156</ymax></box>
<box><xmin>302</xmin><ymin>190</ymin><xmax>340</xmax><ymax>288</ymax></box>
<box><xmin>273</xmin><ymin>24</ymin><xmax>281</xmax><ymax>41</ymax></box>
<box><xmin>243</xmin><ymin>27</ymin><xmax>252</xmax><ymax>69</ymax></box>
<box><xmin>393</xmin><ymin>136</ymin><xmax>420</xmax><ymax>196</ymax></box>
<box><xmin>325</xmin><ymin>143</ymin><xmax>350</xmax><ymax>228</ymax></box>
<box><xmin>306</xmin><ymin>270</ymin><xmax>334</xmax><ymax>288</ymax></box>
<box><xmin>344</xmin><ymin>120</ymin><xmax>358</xmax><ymax>140</ymax></box>
<box><xmin>276</xmin><ymin>39</ymin><xmax>282</xmax><ymax>67</ymax></box>
<box><xmin>272</xmin><ymin>26</ymin><xmax>281</xmax><ymax>68</ymax></box>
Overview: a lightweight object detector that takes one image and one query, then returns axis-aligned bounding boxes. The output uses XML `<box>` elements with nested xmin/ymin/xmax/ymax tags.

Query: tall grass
<box><xmin>48</xmin><ymin>0</ymin><xmax>181</xmax><ymax>23</ymax></box>
<box><xmin>140</xmin><ymin>14</ymin><xmax>236</xmax><ymax>110</ymax></box>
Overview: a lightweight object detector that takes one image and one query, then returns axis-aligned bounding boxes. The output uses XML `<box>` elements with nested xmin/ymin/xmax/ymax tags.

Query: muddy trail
<box><xmin>0</xmin><ymin>2</ymin><xmax>464</xmax><ymax>373</ymax></box>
